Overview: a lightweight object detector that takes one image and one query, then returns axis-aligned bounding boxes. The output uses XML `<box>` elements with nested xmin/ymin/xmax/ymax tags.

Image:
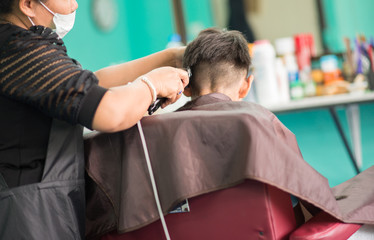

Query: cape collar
<box><xmin>177</xmin><ymin>93</ymin><xmax>232</xmax><ymax>111</ymax></box>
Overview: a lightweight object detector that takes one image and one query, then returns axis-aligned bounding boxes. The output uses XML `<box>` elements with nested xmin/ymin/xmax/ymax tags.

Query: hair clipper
<box><xmin>147</xmin><ymin>68</ymin><xmax>191</xmax><ymax>115</ymax></box>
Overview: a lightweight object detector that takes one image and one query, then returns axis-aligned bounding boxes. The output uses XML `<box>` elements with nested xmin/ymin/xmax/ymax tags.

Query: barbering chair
<box><xmin>101</xmin><ymin>179</ymin><xmax>364</xmax><ymax>240</ymax></box>
<box><xmin>102</xmin><ymin>180</ymin><xmax>297</xmax><ymax>240</ymax></box>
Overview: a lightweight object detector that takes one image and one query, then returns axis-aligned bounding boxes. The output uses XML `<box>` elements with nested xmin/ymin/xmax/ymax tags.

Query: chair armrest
<box><xmin>289</xmin><ymin>211</ymin><xmax>362</xmax><ymax>240</ymax></box>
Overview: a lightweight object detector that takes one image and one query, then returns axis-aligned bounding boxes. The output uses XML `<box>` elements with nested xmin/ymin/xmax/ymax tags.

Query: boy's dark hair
<box><xmin>0</xmin><ymin>0</ymin><xmax>48</xmax><ymax>15</ymax></box>
<box><xmin>183</xmin><ymin>28</ymin><xmax>251</xmax><ymax>95</ymax></box>
<box><xmin>0</xmin><ymin>0</ymin><xmax>15</xmax><ymax>15</ymax></box>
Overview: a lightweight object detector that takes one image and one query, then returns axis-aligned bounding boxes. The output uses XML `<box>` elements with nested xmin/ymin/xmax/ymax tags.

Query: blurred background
<box><xmin>65</xmin><ymin>0</ymin><xmax>374</xmax><ymax>187</ymax></box>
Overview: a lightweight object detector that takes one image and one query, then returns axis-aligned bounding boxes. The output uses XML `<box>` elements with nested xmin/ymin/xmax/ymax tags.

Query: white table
<box><xmin>265</xmin><ymin>91</ymin><xmax>374</xmax><ymax>174</ymax></box>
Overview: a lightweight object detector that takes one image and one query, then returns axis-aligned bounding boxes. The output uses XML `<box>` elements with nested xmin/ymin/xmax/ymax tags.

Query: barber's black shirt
<box><xmin>0</xmin><ymin>23</ymin><xmax>107</xmax><ymax>187</ymax></box>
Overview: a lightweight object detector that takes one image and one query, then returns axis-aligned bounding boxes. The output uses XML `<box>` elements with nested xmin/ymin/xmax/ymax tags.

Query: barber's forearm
<box><xmin>95</xmin><ymin>48</ymin><xmax>176</xmax><ymax>89</ymax></box>
<box><xmin>91</xmin><ymin>81</ymin><xmax>153</xmax><ymax>132</ymax></box>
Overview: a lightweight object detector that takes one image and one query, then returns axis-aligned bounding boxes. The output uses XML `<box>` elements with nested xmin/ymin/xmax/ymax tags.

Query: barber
<box><xmin>0</xmin><ymin>0</ymin><xmax>188</xmax><ymax>239</ymax></box>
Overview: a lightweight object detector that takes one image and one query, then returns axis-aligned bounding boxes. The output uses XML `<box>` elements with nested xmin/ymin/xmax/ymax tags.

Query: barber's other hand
<box><xmin>169</xmin><ymin>46</ymin><xmax>186</xmax><ymax>68</ymax></box>
<box><xmin>143</xmin><ymin>67</ymin><xmax>189</xmax><ymax>108</ymax></box>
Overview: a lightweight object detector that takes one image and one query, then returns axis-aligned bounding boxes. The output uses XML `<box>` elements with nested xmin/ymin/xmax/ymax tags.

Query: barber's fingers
<box><xmin>160</xmin><ymin>67</ymin><xmax>187</xmax><ymax>108</ymax></box>
<box><xmin>173</xmin><ymin>46</ymin><xmax>186</xmax><ymax>68</ymax></box>
<box><xmin>161</xmin><ymin>94</ymin><xmax>177</xmax><ymax>108</ymax></box>
<box><xmin>174</xmin><ymin>68</ymin><xmax>189</xmax><ymax>88</ymax></box>
<box><xmin>161</xmin><ymin>88</ymin><xmax>183</xmax><ymax>108</ymax></box>
<box><xmin>142</xmin><ymin>67</ymin><xmax>189</xmax><ymax>110</ymax></box>
<box><xmin>161</xmin><ymin>80</ymin><xmax>185</xmax><ymax>108</ymax></box>
<box><xmin>144</xmin><ymin>67</ymin><xmax>189</xmax><ymax>97</ymax></box>
<box><xmin>177</xmin><ymin>76</ymin><xmax>185</xmax><ymax>96</ymax></box>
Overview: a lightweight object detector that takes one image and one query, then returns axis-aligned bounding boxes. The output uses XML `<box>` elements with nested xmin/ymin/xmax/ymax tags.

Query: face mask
<box><xmin>29</xmin><ymin>1</ymin><xmax>76</xmax><ymax>39</ymax></box>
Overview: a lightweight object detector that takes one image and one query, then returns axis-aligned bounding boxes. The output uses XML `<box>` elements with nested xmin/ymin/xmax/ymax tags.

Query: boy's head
<box><xmin>183</xmin><ymin>28</ymin><xmax>253</xmax><ymax>100</ymax></box>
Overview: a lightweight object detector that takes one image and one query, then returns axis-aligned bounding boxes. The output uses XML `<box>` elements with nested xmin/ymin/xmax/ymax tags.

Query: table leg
<box><xmin>329</xmin><ymin>107</ymin><xmax>360</xmax><ymax>174</ymax></box>
<box><xmin>346</xmin><ymin>104</ymin><xmax>362</xmax><ymax>169</ymax></box>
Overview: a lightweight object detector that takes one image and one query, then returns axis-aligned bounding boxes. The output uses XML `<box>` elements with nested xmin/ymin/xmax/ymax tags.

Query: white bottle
<box><xmin>252</xmin><ymin>40</ymin><xmax>279</xmax><ymax>106</ymax></box>
<box><xmin>275</xmin><ymin>58</ymin><xmax>290</xmax><ymax>104</ymax></box>
<box><xmin>275</xmin><ymin>37</ymin><xmax>304</xmax><ymax>100</ymax></box>
<box><xmin>275</xmin><ymin>37</ymin><xmax>298</xmax><ymax>82</ymax></box>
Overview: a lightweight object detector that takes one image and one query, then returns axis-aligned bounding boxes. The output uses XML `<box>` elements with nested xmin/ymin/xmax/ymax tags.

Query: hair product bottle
<box><xmin>252</xmin><ymin>40</ymin><xmax>279</xmax><ymax>106</ymax></box>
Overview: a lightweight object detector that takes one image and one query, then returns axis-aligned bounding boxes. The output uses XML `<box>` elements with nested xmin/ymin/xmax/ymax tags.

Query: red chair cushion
<box><xmin>102</xmin><ymin>180</ymin><xmax>296</xmax><ymax>240</ymax></box>
<box><xmin>290</xmin><ymin>211</ymin><xmax>362</xmax><ymax>240</ymax></box>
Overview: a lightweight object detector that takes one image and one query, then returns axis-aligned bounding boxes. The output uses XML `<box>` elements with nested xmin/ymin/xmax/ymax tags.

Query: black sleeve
<box><xmin>77</xmin><ymin>84</ymin><xmax>107</xmax><ymax>129</ymax></box>
<box><xmin>0</xmin><ymin>25</ymin><xmax>108</xmax><ymax>128</ymax></box>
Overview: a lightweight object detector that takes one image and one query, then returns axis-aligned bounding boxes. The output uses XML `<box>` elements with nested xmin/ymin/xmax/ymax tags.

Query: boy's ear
<box><xmin>239</xmin><ymin>75</ymin><xmax>253</xmax><ymax>99</ymax></box>
<box><xmin>183</xmin><ymin>86</ymin><xmax>192</xmax><ymax>97</ymax></box>
<box><xmin>19</xmin><ymin>0</ymin><xmax>36</xmax><ymax>17</ymax></box>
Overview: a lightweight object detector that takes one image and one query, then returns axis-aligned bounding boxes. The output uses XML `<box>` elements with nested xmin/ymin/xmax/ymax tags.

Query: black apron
<box><xmin>0</xmin><ymin>119</ymin><xmax>85</xmax><ymax>239</ymax></box>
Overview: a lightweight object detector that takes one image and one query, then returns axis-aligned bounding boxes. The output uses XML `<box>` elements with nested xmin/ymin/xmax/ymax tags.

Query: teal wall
<box><xmin>64</xmin><ymin>0</ymin><xmax>214</xmax><ymax>71</ymax></box>
<box><xmin>277</xmin><ymin>104</ymin><xmax>374</xmax><ymax>187</ymax></box>
<box><xmin>64</xmin><ymin>0</ymin><xmax>175</xmax><ymax>71</ymax></box>
<box><xmin>322</xmin><ymin>0</ymin><xmax>374</xmax><ymax>53</ymax></box>
<box><xmin>64</xmin><ymin>1</ymin><xmax>130</xmax><ymax>71</ymax></box>
<box><xmin>121</xmin><ymin>1</ymin><xmax>175</xmax><ymax>60</ymax></box>
<box><xmin>182</xmin><ymin>0</ymin><xmax>214</xmax><ymax>42</ymax></box>
<box><xmin>64</xmin><ymin>0</ymin><xmax>213</xmax><ymax>71</ymax></box>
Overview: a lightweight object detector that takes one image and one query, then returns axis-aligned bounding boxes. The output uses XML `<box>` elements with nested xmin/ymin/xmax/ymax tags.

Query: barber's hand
<box><xmin>143</xmin><ymin>66</ymin><xmax>189</xmax><ymax>108</ymax></box>
<box><xmin>170</xmin><ymin>47</ymin><xmax>186</xmax><ymax>68</ymax></box>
